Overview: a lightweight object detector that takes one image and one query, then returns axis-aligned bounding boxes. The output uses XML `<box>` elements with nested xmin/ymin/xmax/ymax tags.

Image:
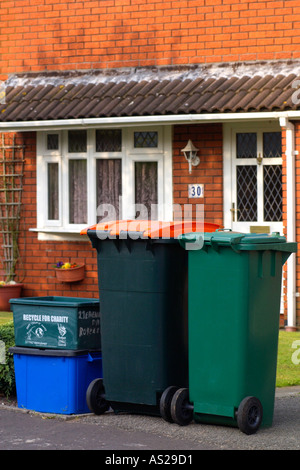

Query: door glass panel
<box><xmin>264</xmin><ymin>165</ymin><xmax>282</xmax><ymax>221</ymax></box>
<box><xmin>236</xmin><ymin>165</ymin><xmax>257</xmax><ymax>221</ymax></box>
<box><xmin>96</xmin><ymin>159</ymin><xmax>122</xmax><ymax>222</ymax></box>
<box><xmin>263</xmin><ymin>132</ymin><xmax>282</xmax><ymax>158</ymax></box>
<box><xmin>135</xmin><ymin>162</ymin><xmax>158</xmax><ymax>219</ymax></box>
<box><xmin>69</xmin><ymin>159</ymin><xmax>87</xmax><ymax>223</ymax></box>
<box><xmin>236</xmin><ymin>133</ymin><xmax>257</xmax><ymax>158</ymax></box>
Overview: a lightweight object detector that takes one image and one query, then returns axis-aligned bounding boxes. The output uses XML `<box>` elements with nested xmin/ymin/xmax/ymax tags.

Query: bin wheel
<box><xmin>237</xmin><ymin>396</ymin><xmax>263</xmax><ymax>435</ymax></box>
<box><xmin>160</xmin><ymin>386</ymin><xmax>179</xmax><ymax>422</ymax></box>
<box><xmin>86</xmin><ymin>378</ymin><xmax>110</xmax><ymax>415</ymax></box>
<box><xmin>170</xmin><ymin>388</ymin><xmax>193</xmax><ymax>426</ymax></box>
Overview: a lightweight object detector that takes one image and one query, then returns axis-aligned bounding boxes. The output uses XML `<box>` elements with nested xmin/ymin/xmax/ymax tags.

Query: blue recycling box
<box><xmin>9</xmin><ymin>347</ymin><xmax>103</xmax><ymax>414</ymax></box>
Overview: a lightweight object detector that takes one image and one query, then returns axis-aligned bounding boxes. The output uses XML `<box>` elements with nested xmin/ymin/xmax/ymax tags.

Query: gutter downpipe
<box><xmin>280</xmin><ymin>117</ymin><xmax>297</xmax><ymax>331</ymax></box>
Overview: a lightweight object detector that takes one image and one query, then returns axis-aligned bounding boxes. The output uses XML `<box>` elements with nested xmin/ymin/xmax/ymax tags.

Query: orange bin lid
<box><xmin>81</xmin><ymin>220</ymin><xmax>220</xmax><ymax>238</ymax></box>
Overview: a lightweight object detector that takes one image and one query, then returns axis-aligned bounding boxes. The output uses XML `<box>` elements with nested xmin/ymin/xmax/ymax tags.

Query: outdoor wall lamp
<box><xmin>181</xmin><ymin>139</ymin><xmax>200</xmax><ymax>173</ymax></box>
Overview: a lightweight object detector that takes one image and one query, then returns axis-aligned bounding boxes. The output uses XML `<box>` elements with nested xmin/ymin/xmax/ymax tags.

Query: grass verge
<box><xmin>0</xmin><ymin>312</ymin><xmax>12</xmax><ymax>326</ymax></box>
<box><xmin>276</xmin><ymin>329</ymin><xmax>300</xmax><ymax>387</ymax></box>
<box><xmin>0</xmin><ymin>312</ymin><xmax>299</xmax><ymax>388</ymax></box>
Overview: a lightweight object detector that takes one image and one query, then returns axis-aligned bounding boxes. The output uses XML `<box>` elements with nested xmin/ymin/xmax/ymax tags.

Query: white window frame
<box><xmin>35</xmin><ymin>126</ymin><xmax>173</xmax><ymax>240</ymax></box>
<box><xmin>43</xmin><ymin>131</ymin><xmax>62</xmax><ymax>156</ymax></box>
<box><xmin>123</xmin><ymin>127</ymin><xmax>167</xmax><ymax>221</ymax></box>
<box><xmin>92</xmin><ymin>128</ymin><xmax>124</xmax><ymax>223</ymax></box>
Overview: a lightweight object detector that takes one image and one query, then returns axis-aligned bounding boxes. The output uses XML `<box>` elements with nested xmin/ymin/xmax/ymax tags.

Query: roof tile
<box><xmin>1</xmin><ymin>64</ymin><xmax>300</xmax><ymax>122</ymax></box>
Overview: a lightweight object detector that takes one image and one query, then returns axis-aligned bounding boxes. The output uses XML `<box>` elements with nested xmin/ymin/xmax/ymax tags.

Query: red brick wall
<box><xmin>281</xmin><ymin>126</ymin><xmax>290</xmax><ymax>328</ymax></box>
<box><xmin>1</xmin><ymin>127</ymin><xmax>224</xmax><ymax>299</ymax></box>
<box><xmin>279</xmin><ymin>123</ymin><xmax>300</xmax><ymax>328</ymax></box>
<box><xmin>281</xmin><ymin>126</ymin><xmax>287</xmax><ymax>327</ymax></box>
<box><xmin>1</xmin><ymin>0</ymin><xmax>300</xmax><ymax>78</ymax></box>
<box><xmin>173</xmin><ymin>124</ymin><xmax>223</xmax><ymax>227</ymax></box>
<box><xmin>294</xmin><ymin>122</ymin><xmax>300</xmax><ymax>326</ymax></box>
<box><xmin>2</xmin><ymin>132</ymin><xmax>99</xmax><ymax>299</ymax></box>
<box><xmin>1</xmin><ymin>2</ymin><xmax>299</xmax><ymax>326</ymax></box>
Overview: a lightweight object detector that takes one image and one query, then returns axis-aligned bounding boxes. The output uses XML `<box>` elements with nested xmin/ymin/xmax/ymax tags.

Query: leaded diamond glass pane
<box><xmin>68</xmin><ymin>130</ymin><xmax>87</xmax><ymax>153</ymax></box>
<box><xmin>96</xmin><ymin>129</ymin><xmax>122</xmax><ymax>152</ymax></box>
<box><xmin>263</xmin><ymin>132</ymin><xmax>282</xmax><ymax>158</ymax></box>
<box><xmin>134</xmin><ymin>131</ymin><xmax>158</xmax><ymax>148</ymax></box>
<box><xmin>47</xmin><ymin>134</ymin><xmax>59</xmax><ymax>151</ymax></box>
<box><xmin>237</xmin><ymin>165</ymin><xmax>257</xmax><ymax>221</ymax></box>
<box><xmin>264</xmin><ymin>165</ymin><xmax>282</xmax><ymax>221</ymax></box>
<box><xmin>236</xmin><ymin>133</ymin><xmax>257</xmax><ymax>158</ymax></box>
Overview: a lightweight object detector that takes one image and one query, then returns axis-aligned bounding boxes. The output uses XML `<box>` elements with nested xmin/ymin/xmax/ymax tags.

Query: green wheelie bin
<box><xmin>174</xmin><ymin>230</ymin><xmax>297</xmax><ymax>434</ymax></box>
<box><xmin>81</xmin><ymin>219</ymin><xmax>219</xmax><ymax>418</ymax></box>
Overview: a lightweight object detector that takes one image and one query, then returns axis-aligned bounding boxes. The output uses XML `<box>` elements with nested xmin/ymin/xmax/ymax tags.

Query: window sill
<box><xmin>30</xmin><ymin>228</ymin><xmax>89</xmax><ymax>242</ymax></box>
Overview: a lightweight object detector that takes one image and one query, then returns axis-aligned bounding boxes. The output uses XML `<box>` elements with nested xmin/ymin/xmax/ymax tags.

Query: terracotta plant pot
<box><xmin>54</xmin><ymin>264</ymin><xmax>85</xmax><ymax>282</ymax></box>
<box><xmin>0</xmin><ymin>283</ymin><xmax>23</xmax><ymax>311</ymax></box>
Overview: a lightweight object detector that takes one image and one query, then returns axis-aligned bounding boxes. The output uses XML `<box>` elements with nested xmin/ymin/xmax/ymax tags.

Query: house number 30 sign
<box><xmin>188</xmin><ymin>184</ymin><xmax>204</xmax><ymax>198</ymax></box>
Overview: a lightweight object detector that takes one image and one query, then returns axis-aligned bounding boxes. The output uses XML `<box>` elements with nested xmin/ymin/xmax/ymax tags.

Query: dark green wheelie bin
<box><xmin>82</xmin><ymin>219</ymin><xmax>219</xmax><ymax>418</ymax></box>
<box><xmin>175</xmin><ymin>230</ymin><xmax>297</xmax><ymax>434</ymax></box>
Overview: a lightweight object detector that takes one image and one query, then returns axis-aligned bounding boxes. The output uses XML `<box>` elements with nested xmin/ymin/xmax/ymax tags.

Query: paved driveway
<box><xmin>0</xmin><ymin>387</ymin><xmax>299</xmax><ymax>451</ymax></box>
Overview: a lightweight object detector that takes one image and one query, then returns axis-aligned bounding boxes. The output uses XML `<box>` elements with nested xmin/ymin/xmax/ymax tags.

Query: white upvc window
<box><xmin>36</xmin><ymin>126</ymin><xmax>172</xmax><ymax>240</ymax></box>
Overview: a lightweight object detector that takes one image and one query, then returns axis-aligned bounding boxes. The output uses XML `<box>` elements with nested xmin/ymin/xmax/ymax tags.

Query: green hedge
<box><xmin>0</xmin><ymin>321</ymin><xmax>16</xmax><ymax>397</ymax></box>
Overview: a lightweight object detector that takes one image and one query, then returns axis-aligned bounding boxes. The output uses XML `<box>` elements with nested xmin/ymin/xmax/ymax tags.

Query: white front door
<box><xmin>224</xmin><ymin>123</ymin><xmax>283</xmax><ymax>235</ymax></box>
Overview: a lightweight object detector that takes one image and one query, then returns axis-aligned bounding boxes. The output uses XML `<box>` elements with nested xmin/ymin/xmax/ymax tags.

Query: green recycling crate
<box><xmin>175</xmin><ymin>231</ymin><xmax>297</xmax><ymax>434</ymax></box>
<box><xmin>10</xmin><ymin>296</ymin><xmax>101</xmax><ymax>350</ymax></box>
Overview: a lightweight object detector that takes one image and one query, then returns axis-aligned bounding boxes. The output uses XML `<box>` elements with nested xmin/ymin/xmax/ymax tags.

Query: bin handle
<box><xmin>210</xmin><ymin>233</ymin><xmax>243</xmax><ymax>252</ymax></box>
<box><xmin>87</xmin><ymin>353</ymin><xmax>102</xmax><ymax>362</ymax></box>
<box><xmin>181</xmin><ymin>233</ymin><xmax>204</xmax><ymax>251</ymax></box>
